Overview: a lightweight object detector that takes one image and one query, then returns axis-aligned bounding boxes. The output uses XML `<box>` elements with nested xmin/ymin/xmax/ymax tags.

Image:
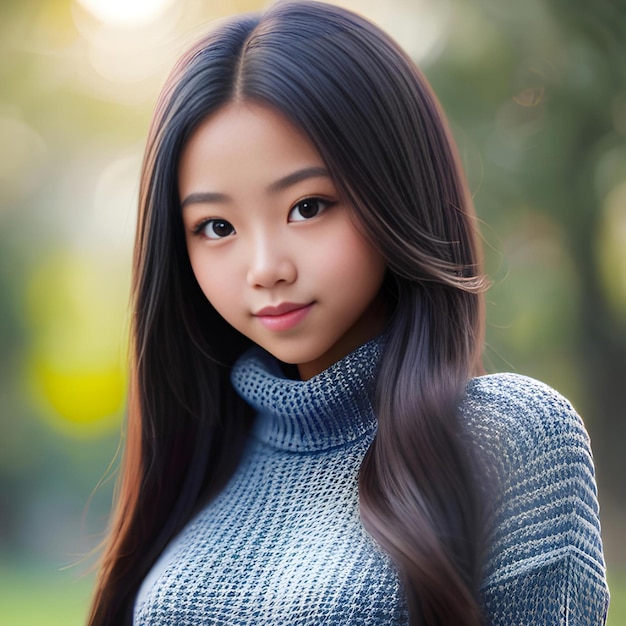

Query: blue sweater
<box><xmin>135</xmin><ymin>339</ymin><xmax>609</xmax><ymax>624</ymax></box>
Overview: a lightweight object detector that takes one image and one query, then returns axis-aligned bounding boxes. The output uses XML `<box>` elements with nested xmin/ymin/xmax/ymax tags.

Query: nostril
<box><xmin>247</xmin><ymin>256</ymin><xmax>297</xmax><ymax>289</ymax></box>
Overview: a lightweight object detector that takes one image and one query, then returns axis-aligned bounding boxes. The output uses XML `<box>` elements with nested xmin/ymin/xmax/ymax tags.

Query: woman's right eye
<box><xmin>195</xmin><ymin>219</ymin><xmax>236</xmax><ymax>240</ymax></box>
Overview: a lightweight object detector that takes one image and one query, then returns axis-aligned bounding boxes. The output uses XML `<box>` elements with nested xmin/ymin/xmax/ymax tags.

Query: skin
<box><xmin>179</xmin><ymin>102</ymin><xmax>387</xmax><ymax>380</ymax></box>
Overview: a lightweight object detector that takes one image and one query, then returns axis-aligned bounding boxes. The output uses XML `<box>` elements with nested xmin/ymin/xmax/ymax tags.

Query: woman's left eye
<box><xmin>288</xmin><ymin>198</ymin><xmax>332</xmax><ymax>222</ymax></box>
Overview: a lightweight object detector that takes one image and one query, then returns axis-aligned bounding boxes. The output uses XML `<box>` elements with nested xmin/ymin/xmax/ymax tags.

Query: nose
<box><xmin>246</xmin><ymin>233</ymin><xmax>297</xmax><ymax>288</ymax></box>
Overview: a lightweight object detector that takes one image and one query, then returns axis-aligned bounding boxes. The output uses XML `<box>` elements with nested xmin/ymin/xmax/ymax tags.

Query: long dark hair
<box><xmin>88</xmin><ymin>2</ymin><xmax>488</xmax><ymax>624</ymax></box>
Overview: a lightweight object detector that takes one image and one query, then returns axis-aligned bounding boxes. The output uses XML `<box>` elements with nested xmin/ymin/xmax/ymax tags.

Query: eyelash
<box><xmin>192</xmin><ymin>196</ymin><xmax>335</xmax><ymax>240</ymax></box>
<box><xmin>288</xmin><ymin>197</ymin><xmax>334</xmax><ymax>222</ymax></box>
<box><xmin>192</xmin><ymin>219</ymin><xmax>234</xmax><ymax>240</ymax></box>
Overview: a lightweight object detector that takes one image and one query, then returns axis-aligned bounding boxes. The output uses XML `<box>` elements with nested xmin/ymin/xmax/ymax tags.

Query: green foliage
<box><xmin>0</xmin><ymin>560</ymin><xmax>94</xmax><ymax>626</ymax></box>
<box><xmin>608</xmin><ymin>571</ymin><xmax>626</xmax><ymax>626</ymax></box>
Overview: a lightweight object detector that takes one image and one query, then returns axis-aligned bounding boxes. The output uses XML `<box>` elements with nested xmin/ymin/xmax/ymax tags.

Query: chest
<box><xmin>135</xmin><ymin>437</ymin><xmax>408</xmax><ymax>625</ymax></box>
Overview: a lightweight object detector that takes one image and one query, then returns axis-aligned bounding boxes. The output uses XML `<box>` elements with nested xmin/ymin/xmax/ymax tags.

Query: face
<box><xmin>179</xmin><ymin>102</ymin><xmax>387</xmax><ymax>380</ymax></box>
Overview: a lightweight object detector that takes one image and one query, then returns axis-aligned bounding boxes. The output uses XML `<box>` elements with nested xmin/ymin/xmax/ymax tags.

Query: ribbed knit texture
<box><xmin>464</xmin><ymin>374</ymin><xmax>609</xmax><ymax>624</ymax></box>
<box><xmin>135</xmin><ymin>339</ymin><xmax>609</xmax><ymax>625</ymax></box>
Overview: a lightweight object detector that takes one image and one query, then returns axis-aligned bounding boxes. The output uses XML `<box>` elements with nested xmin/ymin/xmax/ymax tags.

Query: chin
<box><xmin>256</xmin><ymin>338</ymin><xmax>329</xmax><ymax>368</ymax></box>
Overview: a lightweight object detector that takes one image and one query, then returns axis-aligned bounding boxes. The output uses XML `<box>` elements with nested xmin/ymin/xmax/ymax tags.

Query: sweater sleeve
<box><xmin>464</xmin><ymin>374</ymin><xmax>610</xmax><ymax>626</ymax></box>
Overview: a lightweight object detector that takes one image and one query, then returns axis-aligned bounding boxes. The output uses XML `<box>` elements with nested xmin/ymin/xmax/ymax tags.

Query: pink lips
<box><xmin>253</xmin><ymin>302</ymin><xmax>314</xmax><ymax>331</ymax></box>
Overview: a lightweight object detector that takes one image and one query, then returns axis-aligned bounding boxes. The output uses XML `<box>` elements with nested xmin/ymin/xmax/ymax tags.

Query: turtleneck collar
<box><xmin>230</xmin><ymin>338</ymin><xmax>382</xmax><ymax>452</ymax></box>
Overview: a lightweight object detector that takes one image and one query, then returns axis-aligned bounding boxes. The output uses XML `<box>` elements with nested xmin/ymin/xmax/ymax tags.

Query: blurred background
<box><xmin>0</xmin><ymin>0</ymin><xmax>624</xmax><ymax>623</ymax></box>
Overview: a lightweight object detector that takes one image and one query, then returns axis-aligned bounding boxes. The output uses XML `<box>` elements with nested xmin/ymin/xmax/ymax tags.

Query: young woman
<box><xmin>88</xmin><ymin>2</ymin><xmax>609</xmax><ymax>624</ymax></box>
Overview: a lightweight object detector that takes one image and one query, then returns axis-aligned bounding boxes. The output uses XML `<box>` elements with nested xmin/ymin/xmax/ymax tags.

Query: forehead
<box><xmin>178</xmin><ymin>102</ymin><xmax>325</xmax><ymax>189</ymax></box>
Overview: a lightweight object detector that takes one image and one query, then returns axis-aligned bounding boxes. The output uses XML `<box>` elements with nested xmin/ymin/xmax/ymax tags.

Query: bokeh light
<box><xmin>597</xmin><ymin>181</ymin><xmax>626</xmax><ymax>322</ymax></box>
<box><xmin>24</xmin><ymin>251</ymin><xmax>129</xmax><ymax>436</ymax></box>
<box><xmin>74</xmin><ymin>0</ymin><xmax>177</xmax><ymax>26</ymax></box>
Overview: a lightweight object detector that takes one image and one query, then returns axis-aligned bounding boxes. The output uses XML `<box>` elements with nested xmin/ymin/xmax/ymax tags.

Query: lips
<box><xmin>253</xmin><ymin>301</ymin><xmax>314</xmax><ymax>331</ymax></box>
<box><xmin>254</xmin><ymin>302</ymin><xmax>312</xmax><ymax>317</ymax></box>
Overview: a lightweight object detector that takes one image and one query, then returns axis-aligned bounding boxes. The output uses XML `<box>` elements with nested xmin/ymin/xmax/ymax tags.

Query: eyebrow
<box><xmin>267</xmin><ymin>166</ymin><xmax>330</xmax><ymax>194</ymax></box>
<box><xmin>180</xmin><ymin>166</ymin><xmax>331</xmax><ymax>210</ymax></box>
<box><xmin>180</xmin><ymin>191</ymin><xmax>228</xmax><ymax>210</ymax></box>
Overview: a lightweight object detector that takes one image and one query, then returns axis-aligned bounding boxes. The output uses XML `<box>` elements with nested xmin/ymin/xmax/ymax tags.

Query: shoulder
<box><xmin>459</xmin><ymin>373</ymin><xmax>601</xmax><ymax>562</ymax></box>
<box><xmin>460</xmin><ymin>372</ymin><xmax>592</xmax><ymax>478</ymax></box>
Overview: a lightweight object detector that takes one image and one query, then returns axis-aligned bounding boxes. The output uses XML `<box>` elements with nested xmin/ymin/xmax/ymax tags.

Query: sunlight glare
<box><xmin>75</xmin><ymin>0</ymin><xmax>176</xmax><ymax>26</ymax></box>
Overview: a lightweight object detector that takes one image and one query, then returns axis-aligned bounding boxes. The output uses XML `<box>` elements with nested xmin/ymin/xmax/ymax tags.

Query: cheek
<box><xmin>322</xmin><ymin>226</ymin><xmax>386</xmax><ymax>291</ymax></box>
<box><xmin>188</xmin><ymin>248</ymin><xmax>238</xmax><ymax>314</ymax></box>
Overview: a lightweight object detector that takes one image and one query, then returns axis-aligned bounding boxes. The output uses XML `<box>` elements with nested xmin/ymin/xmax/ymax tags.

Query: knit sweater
<box><xmin>134</xmin><ymin>339</ymin><xmax>609</xmax><ymax>625</ymax></box>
